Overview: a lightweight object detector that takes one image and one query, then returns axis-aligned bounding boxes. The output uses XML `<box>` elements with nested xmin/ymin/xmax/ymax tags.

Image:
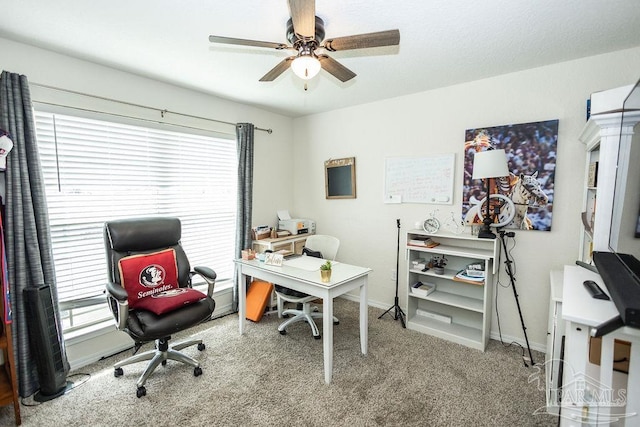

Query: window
<box><xmin>34</xmin><ymin>110</ymin><xmax>237</xmax><ymax>332</ymax></box>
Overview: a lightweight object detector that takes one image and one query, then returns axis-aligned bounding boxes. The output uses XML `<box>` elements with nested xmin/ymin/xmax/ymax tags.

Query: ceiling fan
<box><xmin>208</xmin><ymin>0</ymin><xmax>400</xmax><ymax>84</ymax></box>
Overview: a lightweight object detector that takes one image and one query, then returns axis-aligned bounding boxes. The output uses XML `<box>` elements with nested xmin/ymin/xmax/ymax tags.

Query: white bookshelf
<box><xmin>405</xmin><ymin>230</ymin><xmax>499</xmax><ymax>351</ymax></box>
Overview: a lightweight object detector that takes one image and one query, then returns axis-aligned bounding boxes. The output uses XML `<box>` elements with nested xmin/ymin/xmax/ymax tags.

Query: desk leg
<box><xmin>237</xmin><ymin>267</ymin><xmax>246</xmax><ymax>335</ymax></box>
<box><xmin>360</xmin><ymin>278</ymin><xmax>368</xmax><ymax>355</ymax></box>
<box><xmin>323</xmin><ymin>296</ymin><xmax>334</xmax><ymax>384</ymax></box>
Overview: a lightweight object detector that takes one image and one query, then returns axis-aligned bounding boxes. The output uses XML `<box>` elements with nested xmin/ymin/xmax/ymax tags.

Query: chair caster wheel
<box><xmin>279</xmin><ymin>330</ymin><xmax>287</xmax><ymax>335</ymax></box>
<box><xmin>334</xmin><ymin>320</ymin><xmax>340</xmax><ymax>325</ymax></box>
<box><xmin>136</xmin><ymin>386</ymin><xmax>146</xmax><ymax>398</ymax></box>
<box><xmin>314</xmin><ymin>334</ymin><xmax>321</xmax><ymax>340</ymax></box>
<box><xmin>114</xmin><ymin>367</ymin><xmax>123</xmax><ymax>377</ymax></box>
<box><xmin>161</xmin><ymin>360</ymin><xmax>167</xmax><ymax>366</ymax></box>
<box><xmin>197</xmin><ymin>343</ymin><xmax>205</xmax><ymax>351</ymax></box>
<box><xmin>194</xmin><ymin>366</ymin><xmax>202</xmax><ymax>377</ymax></box>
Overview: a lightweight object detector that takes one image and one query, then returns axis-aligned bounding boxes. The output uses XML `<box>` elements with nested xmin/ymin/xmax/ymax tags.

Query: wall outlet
<box><xmin>391</xmin><ymin>270</ymin><xmax>397</xmax><ymax>281</ymax></box>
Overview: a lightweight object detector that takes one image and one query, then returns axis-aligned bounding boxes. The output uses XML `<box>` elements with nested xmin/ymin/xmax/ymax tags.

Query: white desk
<box><xmin>561</xmin><ymin>265</ymin><xmax>640</xmax><ymax>426</ymax></box>
<box><xmin>234</xmin><ymin>257</ymin><xmax>371</xmax><ymax>384</ymax></box>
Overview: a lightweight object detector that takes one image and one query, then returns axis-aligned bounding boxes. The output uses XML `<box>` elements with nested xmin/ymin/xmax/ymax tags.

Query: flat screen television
<box><xmin>592</xmin><ymin>77</ymin><xmax>640</xmax><ymax>335</ymax></box>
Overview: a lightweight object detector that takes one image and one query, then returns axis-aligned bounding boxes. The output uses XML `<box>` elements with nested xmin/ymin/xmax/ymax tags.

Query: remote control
<box><xmin>583</xmin><ymin>280</ymin><xmax>610</xmax><ymax>300</ymax></box>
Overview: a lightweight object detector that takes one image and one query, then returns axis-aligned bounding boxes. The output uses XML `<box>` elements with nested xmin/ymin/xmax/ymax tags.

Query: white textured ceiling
<box><xmin>2</xmin><ymin>0</ymin><xmax>640</xmax><ymax>117</ymax></box>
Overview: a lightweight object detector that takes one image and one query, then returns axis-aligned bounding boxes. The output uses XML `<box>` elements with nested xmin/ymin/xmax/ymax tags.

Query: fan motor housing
<box><xmin>286</xmin><ymin>16</ymin><xmax>325</xmax><ymax>45</ymax></box>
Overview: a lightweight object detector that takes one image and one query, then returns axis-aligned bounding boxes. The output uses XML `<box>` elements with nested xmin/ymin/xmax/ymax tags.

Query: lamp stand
<box><xmin>478</xmin><ymin>178</ymin><xmax>496</xmax><ymax>239</ymax></box>
<box><xmin>379</xmin><ymin>219</ymin><xmax>406</xmax><ymax>328</ymax></box>
<box><xmin>498</xmin><ymin>230</ymin><xmax>534</xmax><ymax>366</ymax></box>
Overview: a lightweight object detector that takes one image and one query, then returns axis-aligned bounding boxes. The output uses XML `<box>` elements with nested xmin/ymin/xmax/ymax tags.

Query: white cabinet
<box><xmin>405</xmin><ymin>230</ymin><xmax>499</xmax><ymax>351</ymax></box>
<box><xmin>560</xmin><ymin>266</ymin><xmax>640</xmax><ymax>426</ymax></box>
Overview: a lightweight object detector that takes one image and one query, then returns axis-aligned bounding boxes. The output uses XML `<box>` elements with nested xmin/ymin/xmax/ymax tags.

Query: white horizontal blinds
<box><xmin>35</xmin><ymin>111</ymin><xmax>237</xmax><ymax>304</ymax></box>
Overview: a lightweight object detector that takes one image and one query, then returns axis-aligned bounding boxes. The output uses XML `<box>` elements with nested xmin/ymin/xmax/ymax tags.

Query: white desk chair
<box><xmin>275</xmin><ymin>235</ymin><xmax>340</xmax><ymax>339</ymax></box>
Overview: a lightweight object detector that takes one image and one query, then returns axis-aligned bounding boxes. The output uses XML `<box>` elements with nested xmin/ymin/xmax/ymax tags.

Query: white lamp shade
<box><xmin>472</xmin><ymin>149</ymin><xmax>509</xmax><ymax>179</ymax></box>
<box><xmin>291</xmin><ymin>55</ymin><xmax>321</xmax><ymax>80</ymax></box>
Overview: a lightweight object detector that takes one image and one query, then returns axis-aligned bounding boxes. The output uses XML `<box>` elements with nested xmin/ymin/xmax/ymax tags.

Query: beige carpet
<box><xmin>1</xmin><ymin>299</ymin><xmax>558</xmax><ymax>426</ymax></box>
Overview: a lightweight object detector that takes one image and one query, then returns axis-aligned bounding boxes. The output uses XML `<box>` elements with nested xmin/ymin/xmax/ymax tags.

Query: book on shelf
<box><xmin>464</xmin><ymin>262</ymin><xmax>485</xmax><ymax>278</ymax></box>
<box><xmin>588</xmin><ymin>161</ymin><xmax>598</xmax><ymax>187</ymax></box>
<box><xmin>408</xmin><ymin>237</ymin><xmax>440</xmax><ymax>248</ymax></box>
<box><xmin>453</xmin><ymin>270</ymin><xmax>485</xmax><ymax>285</ymax></box>
<box><xmin>411</xmin><ymin>257</ymin><xmax>427</xmax><ymax>270</ymax></box>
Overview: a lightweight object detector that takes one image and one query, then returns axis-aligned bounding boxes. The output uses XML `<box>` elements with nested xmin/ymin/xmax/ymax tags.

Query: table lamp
<box><xmin>472</xmin><ymin>149</ymin><xmax>509</xmax><ymax>239</ymax></box>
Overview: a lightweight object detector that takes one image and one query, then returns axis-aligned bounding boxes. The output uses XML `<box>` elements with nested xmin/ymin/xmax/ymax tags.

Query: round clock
<box><xmin>422</xmin><ymin>217</ymin><xmax>440</xmax><ymax>234</ymax></box>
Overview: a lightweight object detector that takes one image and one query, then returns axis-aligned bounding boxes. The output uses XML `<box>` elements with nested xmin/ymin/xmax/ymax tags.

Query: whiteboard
<box><xmin>384</xmin><ymin>154</ymin><xmax>455</xmax><ymax>204</ymax></box>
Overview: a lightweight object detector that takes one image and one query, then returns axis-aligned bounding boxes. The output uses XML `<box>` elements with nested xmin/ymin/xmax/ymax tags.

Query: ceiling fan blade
<box><xmin>259</xmin><ymin>56</ymin><xmax>296</xmax><ymax>81</ymax></box>
<box><xmin>317</xmin><ymin>55</ymin><xmax>356</xmax><ymax>82</ymax></box>
<box><xmin>322</xmin><ymin>29</ymin><xmax>400</xmax><ymax>51</ymax></box>
<box><xmin>288</xmin><ymin>0</ymin><xmax>316</xmax><ymax>39</ymax></box>
<box><xmin>209</xmin><ymin>35</ymin><xmax>290</xmax><ymax>50</ymax></box>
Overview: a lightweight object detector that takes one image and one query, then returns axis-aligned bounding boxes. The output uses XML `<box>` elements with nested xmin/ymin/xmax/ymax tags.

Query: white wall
<box><xmin>291</xmin><ymin>46</ymin><xmax>640</xmax><ymax>350</ymax></box>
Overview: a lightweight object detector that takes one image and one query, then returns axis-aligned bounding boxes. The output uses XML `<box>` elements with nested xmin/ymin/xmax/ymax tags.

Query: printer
<box><xmin>278</xmin><ymin>218</ymin><xmax>316</xmax><ymax>235</ymax></box>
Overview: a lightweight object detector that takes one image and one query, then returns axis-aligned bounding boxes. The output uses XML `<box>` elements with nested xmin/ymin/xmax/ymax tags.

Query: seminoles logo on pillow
<box><xmin>140</xmin><ymin>264</ymin><xmax>167</xmax><ymax>288</ymax></box>
<box><xmin>118</xmin><ymin>248</ymin><xmax>179</xmax><ymax>309</ymax></box>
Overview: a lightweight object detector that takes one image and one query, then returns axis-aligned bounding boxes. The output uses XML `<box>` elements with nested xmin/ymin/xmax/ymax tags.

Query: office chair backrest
<box><xmin>104</xmin><ymin>217</ymin><xmax>191</xmax><ymax>288</ymax></box>
<box><xmin>304</xmin><ymin>235</ymin><xmax>340</xmax><ymax>261</ymax></box>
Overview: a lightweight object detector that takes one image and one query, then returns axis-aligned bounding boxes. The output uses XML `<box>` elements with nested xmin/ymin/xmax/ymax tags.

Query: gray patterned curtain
<box><xmin>233</xmin><ymin>123</ymin><xmax>254</xmax><ymax>312</ymax></box>
<box><xmin>0</xmin><ymin>71</ymin><xmax>70</xmax><ymax>397</ymax></box>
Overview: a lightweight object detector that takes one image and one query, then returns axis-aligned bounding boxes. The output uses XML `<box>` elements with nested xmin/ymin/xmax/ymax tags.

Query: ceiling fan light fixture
<box><xmin>291</xmin><ymin>55</ymin><xmax>321</xmax><ymax>80</ymax></box>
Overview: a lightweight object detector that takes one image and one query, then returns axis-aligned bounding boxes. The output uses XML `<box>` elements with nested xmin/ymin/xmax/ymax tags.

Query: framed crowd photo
<box><xmin>462</xmin><ymin>119</ymin><xmax>559</xmax><ymax>231</ymax></box>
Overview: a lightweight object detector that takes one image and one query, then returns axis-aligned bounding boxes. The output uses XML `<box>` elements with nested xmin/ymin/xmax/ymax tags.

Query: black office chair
<box><xmin>104</xmin><ymin>217</ymin><xmax>217</xmax><ymax>398</ymax></box>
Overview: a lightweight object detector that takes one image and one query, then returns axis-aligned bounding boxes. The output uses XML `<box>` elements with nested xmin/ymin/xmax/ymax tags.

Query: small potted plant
<box><xmin>320</xmin><ymin>260</ymin><xmax>332</xmax><ymax>282</ymax></box>
<box><xmin>429</xmin><ymin>255</ymin><xmax>447</xmax><ymax>275</ymax></box>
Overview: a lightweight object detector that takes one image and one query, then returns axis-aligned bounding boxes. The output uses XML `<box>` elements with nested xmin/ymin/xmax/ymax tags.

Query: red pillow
<box><xmin>134</xmin><ymin>287</ymin><xmax>206</xmax><ymax>315</ymax></box>
<box><xmin>118</xmin><ymin>249</ymin><xmax>179</xmax><ymax>309</ymax></box>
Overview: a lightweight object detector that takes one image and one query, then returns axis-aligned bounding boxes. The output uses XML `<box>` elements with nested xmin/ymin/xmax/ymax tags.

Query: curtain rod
<box><xmin>30</xmin><ymin>82</ymin><xmax>273</xmax><ymax>134</ymax></box>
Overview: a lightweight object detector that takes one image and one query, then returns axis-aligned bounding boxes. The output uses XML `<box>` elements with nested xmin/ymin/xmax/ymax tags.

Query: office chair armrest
<box><xmin>106</xmin><ymin>281</ymin><xmax>128</xmax><ymax>301</ymax></box>
<box><xmin>106</xmin><ymin>281</ymin><xmax>129</xmax><ymax>331</ymax></box>
<box><xmin>192</xmin><ymin>266</ymin><xmax>217</xmax><ymax>297</ymax></box>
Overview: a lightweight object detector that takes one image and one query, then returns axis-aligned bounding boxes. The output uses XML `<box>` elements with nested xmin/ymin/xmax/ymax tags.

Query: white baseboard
<box><xmin>342</xmin><ymin>293</ymin><xmax>547</xmax><ymax>353</ymax></box>
<box><xmin>488</xmin><ymin>330</ymin><xmax>546</xmax><ymax>354</ymax></box>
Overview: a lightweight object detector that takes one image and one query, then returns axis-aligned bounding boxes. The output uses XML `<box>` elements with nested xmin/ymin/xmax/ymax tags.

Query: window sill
<box><xmin>64</xmin><ymin>320</ymin><xmax>116</xmax><ymax>344</ymax></box>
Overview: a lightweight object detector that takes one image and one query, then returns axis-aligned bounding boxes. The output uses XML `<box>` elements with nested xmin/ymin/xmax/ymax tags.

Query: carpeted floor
<box><xmin>1</xmin><ymin>299</ymin><xmax>558</xmax><ymax>426</ymax></box>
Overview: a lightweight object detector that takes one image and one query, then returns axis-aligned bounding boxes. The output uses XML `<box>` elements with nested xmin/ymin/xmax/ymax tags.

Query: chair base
<box><xmin>114</xmin><ymin>337</ymin><xmax>204</xmax><ymax>394</ymax></box>
<box><xmin>277</xmin><ymin>304</ymin><xmax>340</xmax><ymax>339</ymax></box>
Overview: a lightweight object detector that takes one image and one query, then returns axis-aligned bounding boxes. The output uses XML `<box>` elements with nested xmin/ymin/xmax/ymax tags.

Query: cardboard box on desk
<box><xmin>589</xmin><ymin>337</ymin><xmax>631</xmax><ymax>374</ymax></box>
